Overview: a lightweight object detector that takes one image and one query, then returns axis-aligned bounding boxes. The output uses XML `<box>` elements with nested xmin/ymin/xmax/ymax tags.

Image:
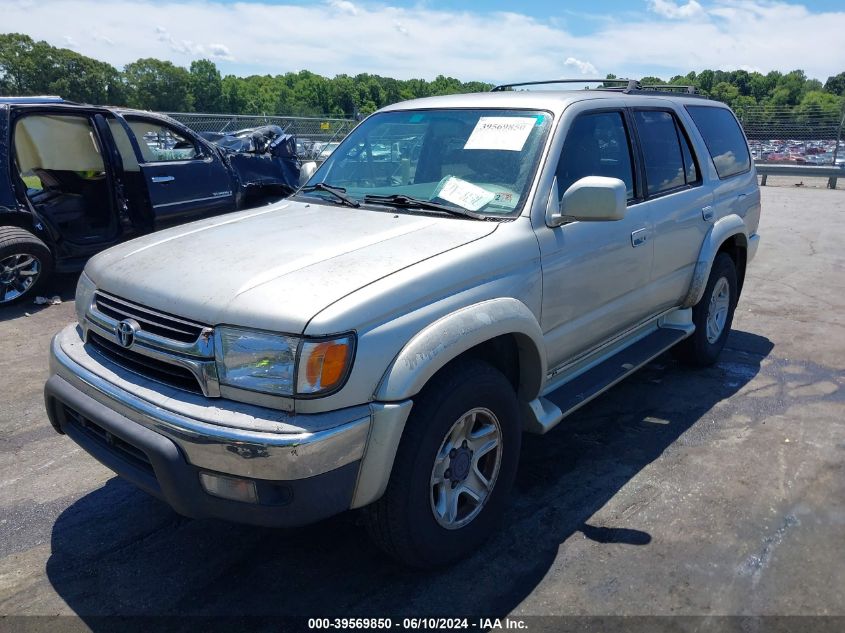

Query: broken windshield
<box><xmin>299</xmin><ymin>108</ymin><xmax>552</xmax><ymax>217</ymax></box>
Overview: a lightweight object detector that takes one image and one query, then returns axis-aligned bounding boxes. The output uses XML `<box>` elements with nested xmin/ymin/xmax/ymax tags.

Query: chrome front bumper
<box><xmin>48</xmin><ymin>324</ymin><xmax>372</xmax><ymax>481</ymax></box>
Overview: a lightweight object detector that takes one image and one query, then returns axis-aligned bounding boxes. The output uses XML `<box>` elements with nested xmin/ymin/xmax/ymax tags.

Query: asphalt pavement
<box><xmin>0</xmin><ymin>185</ymin><xmax>843</xmax><ymax>628</ymax></box>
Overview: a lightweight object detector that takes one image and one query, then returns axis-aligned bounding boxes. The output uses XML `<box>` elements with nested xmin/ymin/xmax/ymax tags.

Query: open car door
<box><xmin>118</xmin><ymin>115</ymin><xmax>236</xmax><ymax>228</ymax></box>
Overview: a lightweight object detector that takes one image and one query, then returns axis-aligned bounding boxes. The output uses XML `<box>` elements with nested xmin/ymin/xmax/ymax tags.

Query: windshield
<box><xmin>299</xmin><ymin>109</ymin><xmax>552</xmax><ymax>217</ymax></box>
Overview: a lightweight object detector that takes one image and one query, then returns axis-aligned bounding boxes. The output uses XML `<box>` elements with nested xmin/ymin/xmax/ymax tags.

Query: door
<box><xmin>11</xmin><ymin>110</ymin><xmax>120</xmax><ymax>246</ymax></box>
<box><xmin>684</xmin><ymin>105</ymin><xmax>760</xmax><ymax>231</ymax></box>
<box><xmin>121</xmin><ymin>116</ymin><xmax>235</xmax><ymax>227</ymax></box>
<box><xmin>631</xmin><ymin>108</ymin><xmax>713</xmax><ymax>311</ymax></box>
<box><xmin>537</xmin><ymin>109</ymin><xmax>655</xmax><ymax>370</ymax></box>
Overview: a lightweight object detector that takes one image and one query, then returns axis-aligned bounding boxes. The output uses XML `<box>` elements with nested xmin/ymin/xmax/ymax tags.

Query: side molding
<box><xmin>681</xmin><ymin>214</ymin><xmax>748</xmax><ymax>308</ymax></box>
<box><xmin>375</xmin><ymin>297</ymin><xmax>547</xmax><ymax>403</ymax></box>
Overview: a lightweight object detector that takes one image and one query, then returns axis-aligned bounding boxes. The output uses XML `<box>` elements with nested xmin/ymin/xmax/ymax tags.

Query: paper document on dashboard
<box><xmin>464</xmin><ymin>117</ymin><xmax>535</xmax><ymax>151</ymax></box>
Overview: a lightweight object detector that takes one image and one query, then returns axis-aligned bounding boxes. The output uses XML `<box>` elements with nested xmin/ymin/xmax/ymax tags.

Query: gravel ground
<box><xmin>0</xmin><ymin>185</ymin><xmax>843</xmax><ymax>628</ymax></box>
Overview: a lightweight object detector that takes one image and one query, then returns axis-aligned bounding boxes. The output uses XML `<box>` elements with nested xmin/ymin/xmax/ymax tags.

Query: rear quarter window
<box><xmin>685</xmin><ymin>106</ymin><xmax>751</xmax><ymax>179</ymax></box>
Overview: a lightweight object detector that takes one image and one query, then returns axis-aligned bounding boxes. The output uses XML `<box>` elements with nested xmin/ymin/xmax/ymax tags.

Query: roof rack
<box><xmin>0</xmin><ymin>95</ymin><xmax>65</xmax><ymax>104</ymax></box>
<box><xmin>490</xmin><ymin>79</ymin><xmax>708</xmax><ymax>99</ymax></box>
<box><xmin>637</xmin><ymin>84</ymin><xmax>698</xmax><ymax>94</ymax></box>
<box><xmin>490</xmin><ymin>79</ymin><xmax>638</xmax><ymax>92</ymax></box>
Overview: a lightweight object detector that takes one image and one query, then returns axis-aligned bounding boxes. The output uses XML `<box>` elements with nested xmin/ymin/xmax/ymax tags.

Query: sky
<box><xmin>3</xmin><ymin>0</ymin><xmax>845</xmax><ymax>82</ymax></box>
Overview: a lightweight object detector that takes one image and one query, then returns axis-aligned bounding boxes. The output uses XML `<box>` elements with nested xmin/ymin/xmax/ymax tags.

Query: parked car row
<box><xmin>750</xmin><ymin>138</ymin><xmax>845</xmax><ymax>165</ymax></box>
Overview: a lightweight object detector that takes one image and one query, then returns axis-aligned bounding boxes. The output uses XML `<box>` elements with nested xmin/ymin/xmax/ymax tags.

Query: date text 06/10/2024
<box><xmin>307</xmin><ymin>618</ymin><xmax>528</xmax><ymax>630</ymax></box>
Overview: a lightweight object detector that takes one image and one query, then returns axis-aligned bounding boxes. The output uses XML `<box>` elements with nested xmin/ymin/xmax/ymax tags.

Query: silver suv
<box><xmin>45</xmin><ymin>79</ymin><xmax>761</xmax><ymax>567</ymax></box>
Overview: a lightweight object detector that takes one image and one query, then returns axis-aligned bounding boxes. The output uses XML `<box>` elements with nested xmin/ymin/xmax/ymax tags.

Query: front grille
<box><xmin>88</xmin><ymin>332</ymin><xmax>204</xmax><ymax>394</ymax></box>
<box><xmin>94</xmin><ymin>292</ymin><xmax>207</xmax><ymax>343</ymax></box>
<box><xmin>63</xmin><ymin>405</ymin><xmax>154</xmax><ymax>475</ymax></box>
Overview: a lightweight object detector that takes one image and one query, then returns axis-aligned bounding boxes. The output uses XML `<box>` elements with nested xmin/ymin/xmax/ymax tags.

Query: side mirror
<box><xmin>299</xmin><ymin>161</ymin><xmax>317</xmax><ymax>187</ymax></box>
<box><xmin>546</xmin><ymin>176</ymin><xmax>627</xmax><ymax>227</ymax></box>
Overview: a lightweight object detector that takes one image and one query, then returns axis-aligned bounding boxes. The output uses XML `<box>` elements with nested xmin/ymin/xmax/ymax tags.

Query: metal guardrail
<box><xmin>756</xmin><ymin>163</ymin><xmax>843</xmax><ymax>189</ymax></box>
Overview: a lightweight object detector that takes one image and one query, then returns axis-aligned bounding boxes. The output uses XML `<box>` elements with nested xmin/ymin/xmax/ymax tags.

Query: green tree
<box><xmin>189</xmin><ymin>59</ymin><xmax>223</xmax><ymax>112</ymax></box>
<box><xmin>711</xmin><ymin>81</ymin><xmax>740</xmax><ymax>107</ymax></box>
<box><xmin>824</xmin><ymin>72</ymin><xmax>845</xmax><ymax>96</ymax></box>
<box><xmin>0</xmin><ymin>33</ymin><xmax>47</xmax><ymax>94</ymax></box>
<box><xmin>123</xmin><ymin>58</ymin><xmax>193</xmax><ymax>111</ymax></box>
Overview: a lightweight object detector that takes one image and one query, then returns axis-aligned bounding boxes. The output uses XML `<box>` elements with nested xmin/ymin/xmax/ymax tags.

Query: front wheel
<box><xmin>0</xmin><ymin>227</ymin><xmax>53</xmax><ymax>306</ymax></box>
<box><xmin>365</xmin><ymin>359</ymin><xmax>521</xmax><ymax>568</ymax></box>
<box><xmin>674</xmin><ymin>252</ymin><xmax>738</xmax><ymax>366</ymax></box>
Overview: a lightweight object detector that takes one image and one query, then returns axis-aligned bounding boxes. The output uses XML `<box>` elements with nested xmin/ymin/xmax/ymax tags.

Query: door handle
<box><xmin>631</xmin><ymin>228</ymin><xmax>648</xmax><ymax>247</ymax></box>
<box><xmin>701</xmin><ymin>205</ymin><xmax>714</xmax><ymax>221</ymax></box>
<box><xmin>151</xmin><ymin>175</ymin><xmax>175</xmax><ymax>183</ymax></box>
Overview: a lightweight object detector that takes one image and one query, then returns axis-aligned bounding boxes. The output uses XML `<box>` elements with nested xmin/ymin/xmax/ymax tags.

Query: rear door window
<box><xmin>685</xmin><ymin>106</ymin><xmax>751</xmax><ymax>179</ymax></box>
<box><xmin>633</xmin><ymin>110</ymin><xmax>688</xmax><ymax>196</ymax></box>
<box><xmin>678</xmin><ymin>124</ymin><xmax>700</xmax><ymax>185</ymax></box>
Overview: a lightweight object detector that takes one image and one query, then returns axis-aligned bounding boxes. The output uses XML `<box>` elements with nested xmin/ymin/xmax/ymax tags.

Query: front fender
<box><xmin>681</xmin><ymin>214</ymin><xmax>748</xmax><ymax>308</ymax></box>
<box><xmin>375</xmin><ymin>297</ymin><xmax>546</xmax><ymax>403</ymax></box>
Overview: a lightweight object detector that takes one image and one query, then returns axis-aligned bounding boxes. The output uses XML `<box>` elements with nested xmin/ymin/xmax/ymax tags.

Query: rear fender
<box><xmin>681</xmin><ymin>214</ymin><xmax>748</xmax><ymax>308</ymax></box>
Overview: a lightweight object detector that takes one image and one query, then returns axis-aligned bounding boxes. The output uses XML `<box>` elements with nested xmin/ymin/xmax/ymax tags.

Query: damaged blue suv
<box><xmin>0</xmin><ymin>97</ymin><xmax>301</xmax><ymax>305</ymax></box>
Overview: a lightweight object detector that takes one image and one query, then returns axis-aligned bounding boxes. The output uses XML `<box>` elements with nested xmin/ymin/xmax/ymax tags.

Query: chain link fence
<box><xmin>168</xmin><ymin>105</ymin><xmax>845</xmax><ymax>167</ymax></box>
<box><xmin>165</xmin><ymin>112</ymin><xmax>358</xmax><ymax>160</ymax></box>
<box><xmin>734</xmin><ymin>104</ymin><xmax>845</xmax><ymax>166</ymax></box>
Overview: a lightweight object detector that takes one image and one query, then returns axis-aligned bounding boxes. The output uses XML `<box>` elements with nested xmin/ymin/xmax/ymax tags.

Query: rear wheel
<box><xmin>365</xmin><ymin>359</ymin><xmax>521</xmax><ymax>568</ymax></box>
<box><xmin>674</xmin><ymin>252</ymin><xmax>738</xmax><ymax>366</ymax></box>
<box><xmin>0</xmin><ymin>227</ymin><xmax>53</xmax><ymax>306</ymax></box>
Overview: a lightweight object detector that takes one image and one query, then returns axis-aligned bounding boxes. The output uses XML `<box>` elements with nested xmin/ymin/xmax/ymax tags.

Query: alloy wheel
<box><xmin>430</xmin><ymin>407</ymin><xmax>503</xmax><ymax>530</ymax></box>
<box><xmin>0</xmin><ymin>253</ymin><xmax>41</xmax><ymax>304</ymax></box>
<box><xmin>705</xmin><ymin>276</ymin><xmax>730</xmax><ymax>344</ymax></box>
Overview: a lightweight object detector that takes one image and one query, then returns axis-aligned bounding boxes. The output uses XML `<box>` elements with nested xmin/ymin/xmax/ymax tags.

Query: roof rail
<box><xmin>490</xmin><ymin>78</ymin><xmax>637</xmax><ymax>92</ymax></box>
<box><xmin>0</xmin><ymin>95</ymin><xmax>65</xmax><ymax>104</ymax></box>
<box><xmin>636</xmin><ymin>84</ymin><xmax>698</xmax><ymax>94</ymax></box>
<box><xmin>489</xmin><ymin>79</ymin><xmax>710</xmax><ymax>99</ymax></box>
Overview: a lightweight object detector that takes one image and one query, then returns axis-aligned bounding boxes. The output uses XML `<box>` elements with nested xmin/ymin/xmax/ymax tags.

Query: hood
<box><xmin>87</xmin><ymin>200</ymin><xmax>497</xmax><ymax>333</ymax></box>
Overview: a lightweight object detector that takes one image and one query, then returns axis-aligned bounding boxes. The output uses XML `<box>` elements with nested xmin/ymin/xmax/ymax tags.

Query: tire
<box><xmin>673</xmin><ymin>252</ymin><xmax>738</xmax><ymax>366</ymax></box>
<box><xmin>0</xmin><ymin>227</ymin><xmax>53</xmax><ymax>306</ymax></box>
<box><xmin>365</xmin><ymin>359</ymin><xmax>521</xmax><ymax>568</ymax></box>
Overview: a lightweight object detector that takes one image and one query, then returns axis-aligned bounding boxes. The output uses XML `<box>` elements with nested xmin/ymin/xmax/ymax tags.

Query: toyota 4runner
<box><xmin>44</xmin><ymin>79</ymin><xmax>761</xmax><ymax>567</ymax></box>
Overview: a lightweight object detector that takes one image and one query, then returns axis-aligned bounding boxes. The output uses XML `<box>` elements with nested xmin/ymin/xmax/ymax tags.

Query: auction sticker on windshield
<box><xmin>464</xmin><ymin>117</ymin><xmax>536</xmax><ymax>151</ymax></box>
<box><xmin>435</xmin><ymin>176</ymin><xmax>496</xmax><ymax>211</ymax></box>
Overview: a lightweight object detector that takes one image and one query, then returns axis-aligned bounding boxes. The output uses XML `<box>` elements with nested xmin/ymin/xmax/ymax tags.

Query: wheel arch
<box><xmin>681</xmin><ymin>214</ymin><xmax>748</xmax><ymax>308</ymax></box>
<box><xmin>375</xmin><ymin>297</ymin><xmax>547</xmax><ymax>404</ymax></box>
<box><xmin>352</xmin><ymin>299</ymin><xmax>545</xmax><ymax>510</ymax></box>
<box><xmin>0</xmin><ymin>212</ymin><xmax>38</xmax><ymax>235</ymax></box>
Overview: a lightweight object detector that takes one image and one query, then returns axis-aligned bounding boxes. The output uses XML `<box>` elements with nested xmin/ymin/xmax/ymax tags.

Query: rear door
<box><xmin>121</xmin><ymin>115</ymin><xmax>236</xmax><ymax>227</ymax></box>
<box><xmin>630</xmin><ymin>106</ymin><xmax>713</xmax><ymax>311</ymax></box>
<box><xmin>684</xmin><ymin>104</ymin><xmax>759</xmax><ymax>227</ymax></box>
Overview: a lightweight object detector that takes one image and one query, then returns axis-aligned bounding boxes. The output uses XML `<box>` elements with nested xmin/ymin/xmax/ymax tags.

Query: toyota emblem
<box><xmin>116</xmin><ymin>319</ymin><xmax>140</xmax><ymax>348</ymax></box>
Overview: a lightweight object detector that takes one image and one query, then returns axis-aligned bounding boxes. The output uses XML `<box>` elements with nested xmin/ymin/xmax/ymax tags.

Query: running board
<box><xmin>524</xmin><ymin>327</ymin><xmax>690</xmax><ymax>434</ymax></box>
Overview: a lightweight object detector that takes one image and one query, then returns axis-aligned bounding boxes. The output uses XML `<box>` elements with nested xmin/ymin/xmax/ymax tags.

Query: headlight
<box><xmin>215</xmin><ymin>327</ymin><xmax>298</xmax><ymax>395</ymax></box>
<box><xmin>75</xmin><ymin>272</ymin><xmax>96</xmax><ymax>325</ymax></box>
<box><xmin>214</xmin><ymin>327</ymin><xmax>354</xmax><ymax>397</ymax></box>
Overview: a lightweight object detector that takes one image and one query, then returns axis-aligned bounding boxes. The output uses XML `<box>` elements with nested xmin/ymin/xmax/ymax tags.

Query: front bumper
<box><xmin>46</xmin><ymin>325</ymin><xmax>378</xmax><ymax>527</ymax></box>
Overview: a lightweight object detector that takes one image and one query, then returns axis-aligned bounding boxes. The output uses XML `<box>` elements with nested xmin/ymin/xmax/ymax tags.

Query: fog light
<box><xmin>199</xmin><ymin>472</ymin><xmax>258</xmax><ymax>504</ymax></box>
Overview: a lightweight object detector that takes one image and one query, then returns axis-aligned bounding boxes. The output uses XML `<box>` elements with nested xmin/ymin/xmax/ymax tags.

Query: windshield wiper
<box><xmin>299</xmin><ymin>183</ymin><xmax>360</xmax><ymax>208</ymax></box>
<box><xmin>362</xmin><ymin>194</ymin><xmax>483</xmax><ymax>220</ymax></box>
